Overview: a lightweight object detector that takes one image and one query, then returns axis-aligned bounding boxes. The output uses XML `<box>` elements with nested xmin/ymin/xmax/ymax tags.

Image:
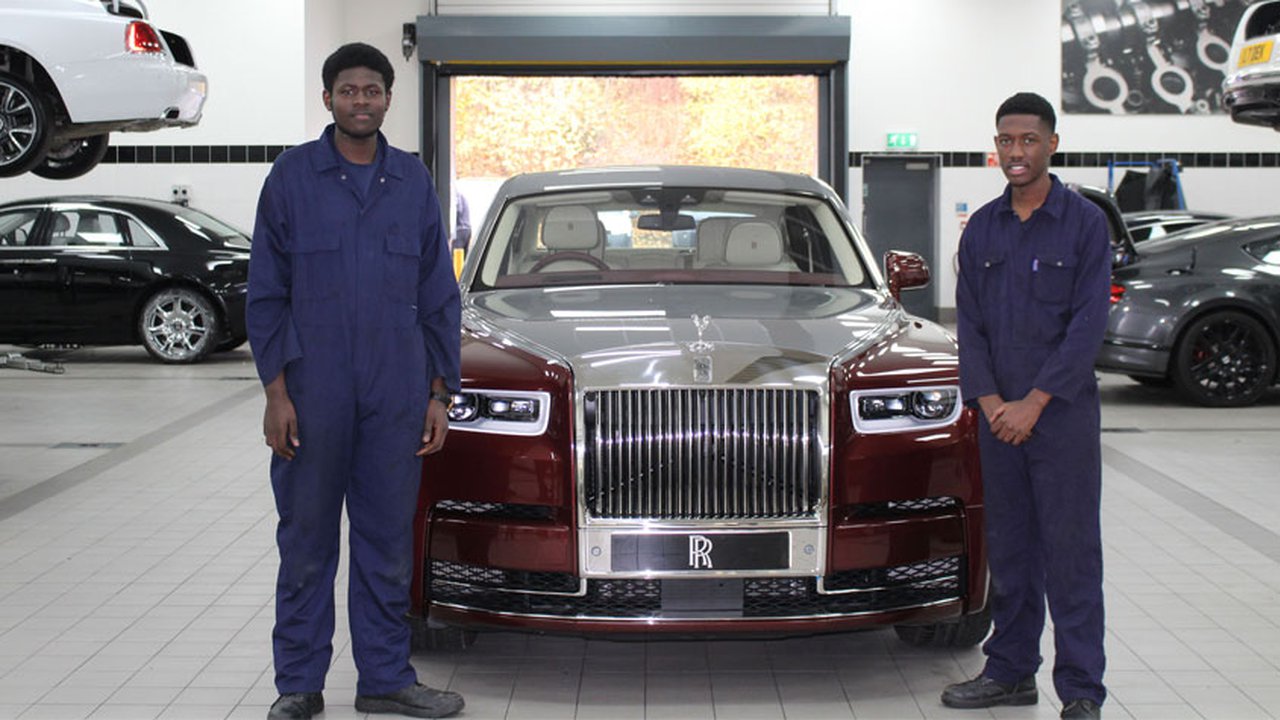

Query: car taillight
<box><xmin>1110</xmin><ymin>282</ymin><xmax>1126</xmax><ymax>305</ymax></box>
<box><xmin>126</xmin><ymin>21</ymin><xmax>164</xmax><ymax>53</ymax></box>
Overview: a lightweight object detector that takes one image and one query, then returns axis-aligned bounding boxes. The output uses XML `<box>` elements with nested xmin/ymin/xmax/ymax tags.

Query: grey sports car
<box><xmin>1096</xmin><ymin>217</ymin><xmax>1280</xmax><ymax>406</ymax></box>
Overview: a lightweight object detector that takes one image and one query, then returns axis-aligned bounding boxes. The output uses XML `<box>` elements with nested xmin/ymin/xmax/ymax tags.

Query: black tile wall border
<box><xmin>849</xmin><ymin>151</ymin><xmax>1280</xmax><ymax>169</ymax></box>
<box><xmin>96</xmin><ymin>146</ymin><xmax>1280</xmax><ymax>169</ymax></box>
<box><xmin>100</xmin><ymin>145</ymin><xmax>293</xmax><ymax>165</ymax></box>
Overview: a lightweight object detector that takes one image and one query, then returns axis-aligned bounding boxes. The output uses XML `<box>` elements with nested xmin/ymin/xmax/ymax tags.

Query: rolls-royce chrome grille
<box><xmin>584</xmin><ymin>388</ymin><xmax>820</xmax><ymax>520</ymax></box>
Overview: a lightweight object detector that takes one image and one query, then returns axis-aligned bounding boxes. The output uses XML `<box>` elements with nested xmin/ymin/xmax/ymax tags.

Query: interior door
<box><xmin>861</xmin><ymin>155</ymin><xmax>940</xmax><ymax>321</ymax></box>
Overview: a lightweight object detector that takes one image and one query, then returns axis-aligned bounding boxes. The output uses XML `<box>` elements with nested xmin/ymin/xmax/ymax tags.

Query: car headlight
<box><xmin>850</xmin><ymin>386</ymin><xmax>961</xmax><ymax>433</ymax></box>
<box><xmin>446</xmin><ymin>389</ymin><xmax>551</xmax><ymax>436</ymax></box>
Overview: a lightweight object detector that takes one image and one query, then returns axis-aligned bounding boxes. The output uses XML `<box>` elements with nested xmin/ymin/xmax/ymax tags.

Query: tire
<box><xmin>137</xmin><ymin>287</ymin><xmax>220</xmax><ymax>363</ymax></box>
<box><xmin>31</xmin><ymin>134</ymin><xmax>109</xmax><ymax>180</ymax></box>
<box><xmin>0</xmin><ymin>71</ymin><xmax>54</xmax><ymax>178</ymax></box>
<box><xmin>1172</xmin><ymin>310</ymin><xmax>1277</xmax><ymax>407</ymax></box>
<box><xmin>894</xmin><ymin>605</ymin><xmax>991</xmax><ymax>649</ymax></box>
<box><xmin>213</xmin><ymin>334</ymin><xmax>248</xmax><ymax>353</ymax></box>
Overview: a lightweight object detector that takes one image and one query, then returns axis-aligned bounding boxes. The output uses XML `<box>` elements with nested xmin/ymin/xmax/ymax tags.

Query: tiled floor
<box><xmin>1</xmin><ymin>344</ymin><xmax>1279</xmax><ymax>719</ymax></box>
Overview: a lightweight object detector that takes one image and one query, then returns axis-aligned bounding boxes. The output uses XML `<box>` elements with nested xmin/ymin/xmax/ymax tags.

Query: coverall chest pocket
<box><xmin>293</xmin><ymin>234</ymin><xmax>341</xmax><ymax>300</ymax></box>
<box><xmin>977</xmin><ymin>253</ymin><xmax>1007</xmax><ymax>305</ymax></box>
<box><xmin>1031</xmin><ymin>254</ymin><xmax>1077</xmax><ymax>304</ymax></box>
<box><xmin>384</xmin><ymin>229</ymin><xmax>421</xmax><ymax>303</ymax></box>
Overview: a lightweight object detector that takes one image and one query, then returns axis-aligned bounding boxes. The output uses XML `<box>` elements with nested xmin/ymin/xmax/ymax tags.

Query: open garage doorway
<box><xmin>451</xmin><ymin>75</ymin><xmax>819</xmax><ymax>233</ymax></box>
<box><xmin>413</xmin><ymin>14</ymin><xmax>850</xmax><ymax>247</ymax></box>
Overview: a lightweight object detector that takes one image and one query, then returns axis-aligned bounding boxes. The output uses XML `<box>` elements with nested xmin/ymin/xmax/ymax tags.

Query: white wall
<box><xmin>2</xmin><ymin>0</ymin><xmax>1277</xmax><ymax>302</ymax></box>
<box><xmin>840</xmin><ymin>0</ymin><xmax>1280</xmax><ymax>312</ymax></box>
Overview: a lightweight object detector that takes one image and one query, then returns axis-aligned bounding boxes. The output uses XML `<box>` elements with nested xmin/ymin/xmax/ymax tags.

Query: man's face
<box><xmin>323</xmin><ymin>66</ymin><xmax>391</xmax><ymax>141</ymax></box>
<box><xmin>994</xmin><ymin>113</ymin><xmax>1058</xmax><ymax>188</ymax></box>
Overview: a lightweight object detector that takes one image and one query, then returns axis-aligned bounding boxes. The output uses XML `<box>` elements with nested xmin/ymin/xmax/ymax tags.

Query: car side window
<box><xmin>0</xmin><ymin>209</ymin><xmax>40</xmax><ymax>247</ymax></box>
<box><xmin>125</xmin><ymin>218</ymin><xmax>160</xmax><ymax>248</ymax></box>
<box><xmin>49</xmin><ymin>210</ymin><xmax>126</xmax><ymax>247</ymax></box>
<box><xmin>1244</xmin><ymin>237</ymin><xmax>1280</xmax><ymax>265</ymax></box>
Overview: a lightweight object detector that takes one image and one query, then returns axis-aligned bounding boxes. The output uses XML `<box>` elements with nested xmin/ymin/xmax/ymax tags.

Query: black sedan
<box><xmin>1097</xmin><ymin>217</ymin><xmax>1280</xmax><ymax>406</ymax></box>
<box><xmin>0</xmin><ymin>196</ymin><xmax>249</xmax><ymax>363</ymax></box>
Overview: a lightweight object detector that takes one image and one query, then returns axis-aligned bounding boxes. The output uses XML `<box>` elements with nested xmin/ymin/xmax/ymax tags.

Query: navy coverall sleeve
<box><xmin>956</xmin><ymin>220</ymin><xmax>1000</xmax><ymax>406</ymax></box>
<box><xmin>246</xmin><ymin>170</ymin><xmax>304</xmax><ymax>387</ymax></box>
<box><xmin>1031</xmin><ymin>210</ymin><xmax>1112</xmax><ymax>402</ymax></box>
<box><xmin>419</xmin><ymin>191</ymin><xmax>462</xmax><ymax>392</ymax></box>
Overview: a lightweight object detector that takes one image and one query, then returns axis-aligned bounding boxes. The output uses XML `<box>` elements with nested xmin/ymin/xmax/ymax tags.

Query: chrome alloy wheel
<box><xmin>139</xmin><ymin>288</ymin><xmax>219</xmax><ymax>363</ymax></box>
<box><xmin>1175</xmin><ymin>310</ymin><xmax>1276</xmax><ymax>407</ymax></box>
<box><xmin>0</xmin><ymin>76</ymin><xmax>45</xmax><ymax>173</ymax></box>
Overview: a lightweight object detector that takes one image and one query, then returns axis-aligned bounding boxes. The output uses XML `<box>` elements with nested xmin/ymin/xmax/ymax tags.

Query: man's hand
<box><xmin>263</xmin><ymin>374</ymin><xmax>299</xmax><ymax>460</ymax></box>
<box><xmin>988</xmin><ymin>389</ymin><xmax>1051</xmax><ymax>446</ymax></box>
<box><xmin>417</xmin><ymin>398</ymin><xmax>449</xmax><ymax>456</ymax></box>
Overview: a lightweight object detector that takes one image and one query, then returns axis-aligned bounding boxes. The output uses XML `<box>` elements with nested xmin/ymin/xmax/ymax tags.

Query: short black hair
<box><xmin>996</xmin><ymin>92</ymin><xmax>1056</xmax><ymax>132</ymax></box>
<box><xmin>322</xmin><ymin>42</ymin><xmax>394</xmax><ymax>93</ymax></box>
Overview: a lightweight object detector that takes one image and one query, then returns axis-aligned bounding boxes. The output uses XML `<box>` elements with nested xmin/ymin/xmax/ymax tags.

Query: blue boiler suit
<box><xmin>246</xmin><ymin>126</ymin><xmax>461</xmax><ymax>697</ymax></box>
<box><xmin>956</xmin><ymin>176</ymin><xmax>1110</xmax><ymax>706</ymax></box>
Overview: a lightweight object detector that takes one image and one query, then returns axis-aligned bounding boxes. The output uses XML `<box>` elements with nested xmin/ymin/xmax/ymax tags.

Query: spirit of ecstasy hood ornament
<box><xmin>688</xmin><ymin>314</ymin><xmax>714</xmax><ymax>354</ymax></box>
<box><xmin>688</xmin><ymin>314</ymin><xmax>714</xmax><ymax>383</ymax></box>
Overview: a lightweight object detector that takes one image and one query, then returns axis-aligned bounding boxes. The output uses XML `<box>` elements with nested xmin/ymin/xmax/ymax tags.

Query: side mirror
<box><xmin>884</xmin><ymin>250</ymin><xmax>930</xmax><ymax>302</ymax></box>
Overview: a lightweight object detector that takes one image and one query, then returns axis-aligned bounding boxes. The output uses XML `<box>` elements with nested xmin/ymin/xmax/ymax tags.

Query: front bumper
<box><xmin>1224</xmin><ymin>77</ymin><xmax>1280</xmax><ymax>129</ymax></box>
<box><xmin>421</xmin><ymin>499</ymin><xmax>976</xmax><ymax>635</ymax></box>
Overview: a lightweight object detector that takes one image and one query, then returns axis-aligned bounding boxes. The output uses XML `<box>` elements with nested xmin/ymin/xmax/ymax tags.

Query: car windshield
<box><xmin>472</xmin><ymin>187</ymin><xmax>872</xmax><ymax>290</ymax></box>
<box><xmin>171</xmin><ymin>207</ymin><xmax>251</xmax><ymax>248</ymax></box>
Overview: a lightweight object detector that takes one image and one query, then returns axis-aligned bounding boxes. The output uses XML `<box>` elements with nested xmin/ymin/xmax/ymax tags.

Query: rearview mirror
<box><xmin>637</xmin><ymin>213</ymin><xmax>696</xmax><ymax>231</ymax></box>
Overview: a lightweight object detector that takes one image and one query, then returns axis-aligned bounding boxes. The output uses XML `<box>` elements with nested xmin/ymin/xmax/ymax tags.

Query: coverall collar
<box><xmin>310</xmin><ymin>124</ymin><xmax>407</xmax><ymax>182</ymax></box>
<box><xmin>997</xmin><ymin>173</ymin><xmax>1067</xmax><ymax>221</ymax></box>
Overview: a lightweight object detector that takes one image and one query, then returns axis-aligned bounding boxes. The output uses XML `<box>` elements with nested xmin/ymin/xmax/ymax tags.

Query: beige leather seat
<box><xmin>536</xmin><ymin>205</ymin><xmax>606</xmax><ymax>272</ymax></box>
<box><xmin>724</xmin><ymin>221</ymin><xmax>795</xmax><ymax>271</ymax></box>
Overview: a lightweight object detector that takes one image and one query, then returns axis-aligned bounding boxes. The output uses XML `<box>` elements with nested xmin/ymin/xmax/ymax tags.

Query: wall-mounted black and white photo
<box><xmin>1062</xmin><ymin>0</ymin><xmax>1252</xmax><ymax>114</ymax></box>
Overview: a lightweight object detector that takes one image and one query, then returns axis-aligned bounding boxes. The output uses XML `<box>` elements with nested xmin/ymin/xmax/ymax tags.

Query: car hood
<box><xmin>464</xmin><ymin>285</ymin><xmax>905</xmax><ymax>389</ymax></box>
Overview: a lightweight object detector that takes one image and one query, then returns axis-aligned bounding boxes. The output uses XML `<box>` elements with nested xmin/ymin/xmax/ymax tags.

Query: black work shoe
<box><xmin>1061</xmin><ymin>698</ymin><xmax>1102</xmax><ymax>719</ymax></box>
<box><xmin>268</xmin><ymin>692</ymin><xmax>324</xmax><ymax>719</ymax></box>
<box><xmin>355</xmin><ymin>682</ymin><xmax>465</xmax><ymax>718</ymax></box>
<box><xmin>941</xmin><ymin>675</ymin><xmax>1037</xmax><ymax>709</ymax></box>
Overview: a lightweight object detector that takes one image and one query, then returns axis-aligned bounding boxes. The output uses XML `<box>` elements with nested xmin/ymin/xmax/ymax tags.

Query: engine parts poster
<box><xmin>1062</xmin><ymin>0</ymin><xmax>1252</xmax><ymax>114</ymax></box>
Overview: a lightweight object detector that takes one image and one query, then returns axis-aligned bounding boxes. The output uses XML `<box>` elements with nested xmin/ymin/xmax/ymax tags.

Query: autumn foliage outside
<box><xmin>453</xmin><ymin>75</ymin><xmax>819</xmax><ymax>179</ymax></box>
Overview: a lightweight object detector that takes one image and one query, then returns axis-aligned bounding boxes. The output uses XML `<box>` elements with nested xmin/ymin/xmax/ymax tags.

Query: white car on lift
<box><xmin>1224</xmin><ymin>0</ymin><xmax>1280</xmax><ymax>129</ymax></box>
<box><xmin>0</xmin><ymin>0</ymin><xmax>207</xmax><ymax>179</ymax></box>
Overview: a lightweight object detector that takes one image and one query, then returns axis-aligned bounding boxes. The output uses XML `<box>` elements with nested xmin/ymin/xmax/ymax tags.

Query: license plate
<box><xmin>611</xmin><ymin>532</ymin><xmax>790</xmax><ymax>572</ymax></box>
<box><xmin>1238</xmin><ymin>40</ymin><xmax>1274</xmax><ymax>68</ymax></box>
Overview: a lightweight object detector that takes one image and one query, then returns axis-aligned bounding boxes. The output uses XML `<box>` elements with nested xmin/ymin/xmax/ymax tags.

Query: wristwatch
<box><xmin>430</xmin><ymin>390</ymin><xmax>453</xmax><ymax>407</ymax></box>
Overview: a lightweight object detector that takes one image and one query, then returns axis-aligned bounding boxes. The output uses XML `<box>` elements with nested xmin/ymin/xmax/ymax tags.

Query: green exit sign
<box><xmin>886</xmin><ymin>132</ymin><xmax>919</xmax><ymax>150</ymax></box>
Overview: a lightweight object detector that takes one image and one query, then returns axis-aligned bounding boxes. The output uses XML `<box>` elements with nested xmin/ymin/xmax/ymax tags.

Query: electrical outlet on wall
<box><xmin>171</xmin><ymin>185</ymin><xmax>191</xmax><ymax>207</ymax></box>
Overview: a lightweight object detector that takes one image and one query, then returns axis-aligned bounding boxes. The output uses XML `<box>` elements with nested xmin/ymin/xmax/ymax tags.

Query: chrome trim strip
<box><xmin>816</xmin><ymin>574</ymin><xmax>961</xmax><ymax>596</ymax></box>
<box><xmin>431</xmin><ymin>577</ymin><xmax>588</xmax><ymax>598</ymax></box>
<box><xmin>430</xmin><ymin>596</ymin><xmax>960</xmax><ymax>623</ymax></box>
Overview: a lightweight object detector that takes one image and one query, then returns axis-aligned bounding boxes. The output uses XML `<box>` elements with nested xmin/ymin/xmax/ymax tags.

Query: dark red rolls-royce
<box><xmin>413</xmin><ymin>166</ymin><xmax>987</xmax><ymax>647</ymax></box>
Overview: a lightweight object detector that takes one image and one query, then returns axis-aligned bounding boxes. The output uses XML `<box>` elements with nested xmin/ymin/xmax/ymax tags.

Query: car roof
<box><xmin>0</xmin><ymin>195</ymin><xmax>181</xmax><ymax>213</ymax></box>
<box><xmin>1138</xmin><ymin>215</ymin><xmax>1280</xmax><ymax>252</ymax></box>
<box><xmin>495</xmin><ymin>165</ymin><xmax>836</xmax><ymax>198</ymax></box>
<box><xmin>1122</xmin><ymin>210</ymin><xmax>1231</xmax><ymax>223</ymax></box>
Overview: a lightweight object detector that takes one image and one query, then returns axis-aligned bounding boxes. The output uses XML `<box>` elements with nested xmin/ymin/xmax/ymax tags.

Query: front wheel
<box><xmin>894</xmin><ymin>605</ymin><xmax>991</xmax><ymax>648</ymax></box>
<box><xmin>31</xmin><ymin>134</ymin><xmax>109</xmax><ymax>180</ymax></box>
<box><xmin>1172</xmin><ymin>310</ymin><xmax>1276</xmax><ymax>407</ymax></box>
<box><xmin>0</xmin><ymin>71</ymin><xmax>53</xmax><ymax>177</ymax></box>
<box><xmin>138</xmin><ymin>288</ymin><xmax>220</xmax><ymax>363</ymax></box>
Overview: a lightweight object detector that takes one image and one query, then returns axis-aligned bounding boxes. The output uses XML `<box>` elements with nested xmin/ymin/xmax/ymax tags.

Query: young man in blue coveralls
<box><xmin>247</xmin><ymin>43</ymin><xmax>463</xmax><ymax>720</ymax></box>
<box><xmin>943</xmin><ymin>93</ymin><xmax>1110</xmax><ymax>720</ymax></box>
